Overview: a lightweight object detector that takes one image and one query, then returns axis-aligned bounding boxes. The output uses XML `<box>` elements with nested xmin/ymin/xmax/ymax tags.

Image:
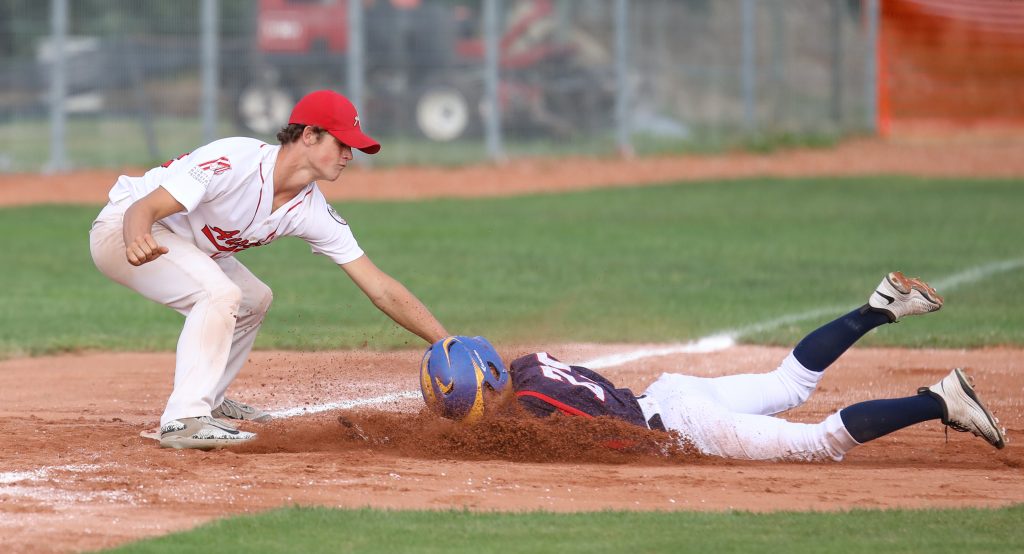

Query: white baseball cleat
<box><xmin>212</xmin><ymin>397</ymin><xmax>273</xmax><ymax>422</ymax></box>
<box><xmin>918</xmin><ymin>368</ymin><xmax>1006</xmax><ymax>449</ymax></box>
<box><xmin>868</xmin><ymin>271</ymin><xmax>944</xmax><ymax>322</ymax></box>
<box><xmin>159</xmin><ymin>416</ymin><xmax>257</xmax><ymax>450</ymax></box>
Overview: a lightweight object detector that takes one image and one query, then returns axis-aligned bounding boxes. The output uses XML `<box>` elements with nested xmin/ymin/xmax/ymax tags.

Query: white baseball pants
<box><xmin>90</xmin><ymin>202</ymin><xmax>272</xmax><ymax>426</ymax></box>
<box><xmin>642</xmin><ymin>353</ymin><xmax>859</xmax><ymax>461</ymax></box>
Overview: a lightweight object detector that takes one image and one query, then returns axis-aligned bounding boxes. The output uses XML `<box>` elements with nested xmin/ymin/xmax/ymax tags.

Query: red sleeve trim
<box><xmin>516</xmin><ymin>390</ymin><xmax>593</xmax><ymax>418</ymax></box>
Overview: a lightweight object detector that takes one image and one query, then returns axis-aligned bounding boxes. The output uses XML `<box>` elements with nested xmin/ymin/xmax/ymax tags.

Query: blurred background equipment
<box><xmin>239</xmin><ymin>0</ymin><xmax>614</xmax><ymax>143</ymax></box>
<box><xmin>0</xmin><ymin>0</ymin><xmax>1020</xmax><ymax>173</ymax></box>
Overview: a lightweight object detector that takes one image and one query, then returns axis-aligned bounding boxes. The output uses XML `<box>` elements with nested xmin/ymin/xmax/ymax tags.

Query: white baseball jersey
<box><xmin>106</xmin><ymin>137</ymin><xmax>364</xmax><ymax>265</ymax></box>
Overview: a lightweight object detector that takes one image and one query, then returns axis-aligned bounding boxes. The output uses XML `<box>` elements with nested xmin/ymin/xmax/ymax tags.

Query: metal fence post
<box><xmin>865</xmin><ymin>0</ymin><xmax>879</xmax><ymax>133</ymax></box>
<box><xmin>741</xmin><ymin>0</ymin><xmax>757</xmax><ymax>132</ymax></box>
<box><xmin>347</xmin><ymin>0</ymin><xmax>367</xmax><ymax>163</ymax></box>
<box><xmin>769</xmin><ymin>0</ymin><xmax>786</xmax><ymax>122</ymax></box>
<box><xmin>201</xmin><ymin>0</ymin><xmax>219</xmax><ymax>144</ymax></box>
<box><xmin>830</xmin><ymin>0</ymin><xmax>844</xmax><ymax>124</ymax></box>
<box><xmin>614</xmin><ymin>0</ymin><xmax>633</xmax><ymax>156</ymax></box>
<box><xmin>48</xmin><ymin>0</ymin><xmax>68</xmax><ymax>172</ymax></box>
<box><xmin>483</xmin><ymin>0</ymin><xmax>504</xmax><ymax>161</ymax></box>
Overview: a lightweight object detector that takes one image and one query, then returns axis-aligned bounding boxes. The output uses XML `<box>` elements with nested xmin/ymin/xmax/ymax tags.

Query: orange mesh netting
<box><xmin>879</xmin><ymin>0</ymin><xmax>1024</xmax><ymax>133</ymax></box>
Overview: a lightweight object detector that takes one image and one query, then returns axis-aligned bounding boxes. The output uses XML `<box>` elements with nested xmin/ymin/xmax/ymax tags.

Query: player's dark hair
<box><xmin>276</xmin><ymin>124</ymin><xmax>327</xmax><ymax>145</ymax></box>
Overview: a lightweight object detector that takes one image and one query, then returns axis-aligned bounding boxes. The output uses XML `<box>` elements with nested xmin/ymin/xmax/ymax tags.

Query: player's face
<box><xmin>306</xmin><ymin>130</ymin><xmax>353</xmax><ymax>181</ymax></box>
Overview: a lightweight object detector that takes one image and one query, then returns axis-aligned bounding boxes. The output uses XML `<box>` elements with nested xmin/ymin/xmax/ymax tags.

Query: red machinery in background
<box><xmin>234</xmin><ymin>0</ymin><xmax>613</xmax><ymax>141</ymax></box>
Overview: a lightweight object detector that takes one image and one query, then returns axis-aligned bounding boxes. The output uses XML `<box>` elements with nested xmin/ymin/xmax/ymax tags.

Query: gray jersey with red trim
<box><xmin>509</xmin><ymin>352</ymin><xmax>649</xmax><ymax>428</ymax></box>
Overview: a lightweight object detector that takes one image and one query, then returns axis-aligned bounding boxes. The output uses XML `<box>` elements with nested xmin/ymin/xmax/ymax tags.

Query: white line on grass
<box><xmin>243</xmin><ymin>257</ymin><xmax>1024</xmax><ymax>421</ymax></box>
<box><xmin>582</xmin><ymin>334</ymin><xmax>735</xmax><ymax>369</ymax></box>
<box><xmin>586</xmin><ymin>257</ymin><xmax>1024</xmax><ymax>368</ymax></box>
<box><xmin>581</xmin><ymin>306</ymin><xmax>846</xmax><ymax>370</ymax></box>
<box><xmin>930</xmin><ymin>257</ymin><xmax>1024</xmax><ymax>292</ymax></box>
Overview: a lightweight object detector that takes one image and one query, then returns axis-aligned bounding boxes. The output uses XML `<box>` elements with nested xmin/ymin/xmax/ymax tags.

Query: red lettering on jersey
<box><xmin>208</xmin><ymin>226</ymin><xmax>240</xmax><ymax>241</ymax></box>
<box><xmin>197</xmin><ymin>157</ymin><xmax>232</xmax><ymax>175</ymax></box>
<box><xmin>202</xmin><ymin>225</ymin><xmax>275</xmax><ymax>253</ymax></box>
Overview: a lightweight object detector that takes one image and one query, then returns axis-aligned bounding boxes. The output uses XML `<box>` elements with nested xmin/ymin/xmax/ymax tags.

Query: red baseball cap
<box><xmin>288</xmin><ymin>90</ymin><xmax>381</xmax><ymax>154</ymax></box>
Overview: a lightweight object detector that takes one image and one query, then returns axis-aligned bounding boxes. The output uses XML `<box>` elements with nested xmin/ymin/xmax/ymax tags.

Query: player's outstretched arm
<box><xmin>121</xmin><ymin>187</ymin><xmax>185</xmax><ymax>266</ymax></box>
<box><xmin>340</xmin><ymin>255</ymin><xmax>449</xmax><ymax>343</ymax></box>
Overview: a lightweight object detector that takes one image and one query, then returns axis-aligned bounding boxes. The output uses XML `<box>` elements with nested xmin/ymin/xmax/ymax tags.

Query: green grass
<box><xmin>99</xmin><ymin>504</ymin><xmax>1024</xmax><ymax>554</ymax></box>
<box><xmin>1</xmin><ymin>176</ymin><xmax>1022</xmax><ymax>357</ymax></box>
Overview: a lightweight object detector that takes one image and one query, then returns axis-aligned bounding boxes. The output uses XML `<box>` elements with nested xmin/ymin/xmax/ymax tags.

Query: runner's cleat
<box><xmin>868</xmin><ymin>271</ymin><xmax>943</xmax><ymax>322</ymax></box>
<box><xmin>918</xmin><ymin>368</ymin><xmax>1006</xmax><ymax>449</ymax></box>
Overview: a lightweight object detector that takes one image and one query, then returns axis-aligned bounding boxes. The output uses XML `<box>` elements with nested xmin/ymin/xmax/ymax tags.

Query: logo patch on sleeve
<box><xmin>187</xmin><ymin>156</ymin><xmax>231</xmax><ymax>188</ymax></box>
<box><xmin>197</xmin><ymin>157</ymin><xmax>232</xmax><ymax>175</ymax></box>
<box><xmin>327</xmin><ymin>204</ymin><xmax>348</xmax><ymax>225</ymax></box>
<box><xmin>188</xmin><ymin>166</ymin><xmax>213</xmax><ymax>187</ymax></box>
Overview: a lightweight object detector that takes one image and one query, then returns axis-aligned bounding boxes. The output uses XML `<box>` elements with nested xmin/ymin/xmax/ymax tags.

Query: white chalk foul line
<box><xmin>265</xmin><ymin>256</ymin><xmax>1024</xmax><ymax>418</ymax></box>
<box><xmin>269</xmin><ymin>391</ymin><xmax>421</xmax><ymax>419</ymax></box>
<box><xmin>0</xmin><ymin>464</ymin><xmax>111</xmax><ymax>491</ymax></box>
<box><xmin>582</xmin><ymin>334</ymin><xmax>736</xmax><ymax>369</ymax></box>
<box><xmin>578</xmin><ymin>306</ymin><xmax>842</xmax><ymax>370</ymax></box>
<box><xmin>930</xmin><ymin>257</ymin><xmax>1024</xmax><ymax>292</ymax></box>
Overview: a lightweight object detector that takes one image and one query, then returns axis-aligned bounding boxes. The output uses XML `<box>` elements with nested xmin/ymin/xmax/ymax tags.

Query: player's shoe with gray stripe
<box><xmin>918</xmin><ymin>368</ymin><xmax>1006</xmax><ymax>449</ymax></box>
<box><xmin>159</xmin><ymin>416</ymin><xmax>256</xmax><ymax>450</ymax></box>
<box><xmin>212</xmin><ymin>398</ymin><xmax>272</xmax><ymax>422</ymax></box>
<box><xmin>868</xmin><ymin>271</ymin><xmax>943</xmax><ymax>322</ymax></box>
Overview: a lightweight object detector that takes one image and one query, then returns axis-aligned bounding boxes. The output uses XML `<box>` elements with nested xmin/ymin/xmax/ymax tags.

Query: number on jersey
<box><xmin>535</xmin><ymin>352</ymin><xmax>606</xmax><ymax>401</ymax></box>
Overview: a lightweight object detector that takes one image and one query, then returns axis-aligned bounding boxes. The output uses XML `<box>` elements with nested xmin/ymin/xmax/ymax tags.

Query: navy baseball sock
<box><xmin>839</xmin><ymin>395</ymin><xmax>944</xmax><ymax>443</ymax></box>
<box><xmin>792</xmin><ymin>306</ymin><xmax>891</xmax><ymax>372</ymax></box>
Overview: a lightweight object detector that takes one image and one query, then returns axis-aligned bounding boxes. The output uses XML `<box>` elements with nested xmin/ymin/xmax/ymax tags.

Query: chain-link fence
<box><xmin>0</xmin><ymin>0</ymin><xmax>877</xmax><ymax>173</ymax></box>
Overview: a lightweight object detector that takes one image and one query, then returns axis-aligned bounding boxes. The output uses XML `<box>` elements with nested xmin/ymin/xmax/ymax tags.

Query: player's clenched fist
<box><xmin>125</xmin><ymin>233</ymin><xmax>169</xmax><ymax>266</ymax></box>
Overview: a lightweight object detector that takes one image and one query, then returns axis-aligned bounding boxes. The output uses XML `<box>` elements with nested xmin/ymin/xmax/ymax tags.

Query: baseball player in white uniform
<box><xmin>636</xmin><ymin>272</ymin><xmax>1006</xmax><ymax>460</ymax></box>
<box><xmin>90</xmin><ymin>90</ymin><xmax>449</xmax><ymax>450</ymax></box>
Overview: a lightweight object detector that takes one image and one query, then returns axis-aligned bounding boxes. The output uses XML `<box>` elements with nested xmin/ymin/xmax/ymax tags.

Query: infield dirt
<box><xmin>1</xmin><ymin>137</ymin><xmax>1022</xmax><ymax>553</ymax></box>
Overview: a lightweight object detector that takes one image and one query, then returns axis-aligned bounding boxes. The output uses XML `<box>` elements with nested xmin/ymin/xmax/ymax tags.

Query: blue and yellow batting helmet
<box><xmin>420</xmin><ymin>335</ymin><xmax>510</xmax><ymax>424</ymax></box>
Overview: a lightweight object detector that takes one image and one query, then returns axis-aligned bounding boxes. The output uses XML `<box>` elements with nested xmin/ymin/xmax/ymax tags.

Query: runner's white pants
<box><xmin>642</xmin><ymin>353</ymin><xmax>859</xmax><ymax>461</ymax></box>
<box><xmin>89</xmin><ymin>202</ymin><xmax>272</xmax><ymax>426</ymax></box>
